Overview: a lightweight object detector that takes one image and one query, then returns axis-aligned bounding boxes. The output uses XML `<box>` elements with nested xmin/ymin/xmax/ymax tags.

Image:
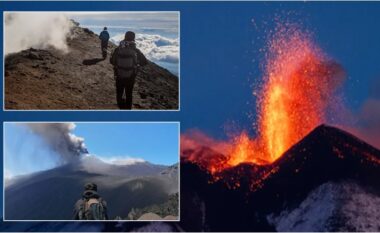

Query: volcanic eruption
<box><xmin>4</xmin><ymin>123</ymin><xmax>179</xmax><ymax>221</ymax></box>
<box><xmin>179</xmin><ymin>21</ymin><xmax>380</xmax><ymax>231</ymax></box>
<box><xmin>182</xmin><ymin>23</ymin><xmax>346</xmax><ymax>174</ymax></box>
<box><xmin>179</xmin><ymin>23</ymin><xmax>380</xmax><ymax>229</ymax></box>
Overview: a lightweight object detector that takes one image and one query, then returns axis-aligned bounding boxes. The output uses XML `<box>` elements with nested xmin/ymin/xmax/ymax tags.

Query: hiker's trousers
<box><xmin>101</xmin><ymin>41</ymin><xmax>108</xmax><ymax>58</ymax></box>
<box><xmin>115</xmin><ymin>76</ymin><xmax>135</xmax><ymax>109</ymax></box>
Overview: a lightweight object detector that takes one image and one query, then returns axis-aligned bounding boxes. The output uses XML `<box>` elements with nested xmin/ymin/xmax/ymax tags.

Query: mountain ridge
<box><xmin>4</xmin><ymin>156</ymin><xmax>179</xmax><ymax>220</ymax></box>
<box><xmin>5</xmin><ymin>21</ymin><xmax>179</xmax><ymax>110</ymax></box>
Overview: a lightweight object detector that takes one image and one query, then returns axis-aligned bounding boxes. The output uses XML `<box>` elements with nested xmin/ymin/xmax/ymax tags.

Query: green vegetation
<box><xmin>127</xmin><ymin>193</ymin><xmax>179</xmax><ymax>220</ymax></box>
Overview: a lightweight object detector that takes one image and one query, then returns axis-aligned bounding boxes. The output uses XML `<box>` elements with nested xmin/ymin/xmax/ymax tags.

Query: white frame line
<box><xmin>2</xmin><ymin>11</ymin><xmax>181</xmax><ymax>112</ymax></box>
<box><xmin>3</xmin><ymin>121</ymin><xmax>181</xmax><ymax>222</ymax></box>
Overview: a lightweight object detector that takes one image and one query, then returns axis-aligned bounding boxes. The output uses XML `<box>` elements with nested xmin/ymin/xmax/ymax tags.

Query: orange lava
<box><xmin>182</xmin><ymin>23</ymin><xmax>345</xmax><ymax>174</ymax></box>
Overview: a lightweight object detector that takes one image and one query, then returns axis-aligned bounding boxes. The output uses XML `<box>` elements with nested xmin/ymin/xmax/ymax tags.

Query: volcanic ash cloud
<box><xmin>24</xmin><ymin>123</ymin><xmax>88</xmax><ymax>163</ymax></box>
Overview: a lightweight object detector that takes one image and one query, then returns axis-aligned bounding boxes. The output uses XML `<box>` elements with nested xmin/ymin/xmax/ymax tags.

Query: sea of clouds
<box><xmin>110</xmin><ymin>33</ymin><xmax>179</xmax><ymax>74</ymax></box>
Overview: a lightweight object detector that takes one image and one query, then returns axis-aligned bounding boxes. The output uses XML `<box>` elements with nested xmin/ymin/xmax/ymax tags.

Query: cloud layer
<box><xmin>79</xmin><ymin>154</ymin><xmax>146</xmax><ymax>175</ymax></box>
<box><xmin>111</xmin><ymin>33</ymin><xmax>179</xmax><ymax>64</ymax></box>
<box><xmin>100</xmin><ymin>156</ymin><xmax>146</xmax><ymax>165</ymax></box>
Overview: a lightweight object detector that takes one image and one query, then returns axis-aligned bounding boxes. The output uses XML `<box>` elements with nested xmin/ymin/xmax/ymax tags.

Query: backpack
<box><xmin>115</xmin><ymin>44</ymin><xmax>138</xmax><ymax>78</ymax></box>
<box><xmin>78</xmin><ymin>198</ymin><xmax>107</xmax><ymax>220</ymax></box>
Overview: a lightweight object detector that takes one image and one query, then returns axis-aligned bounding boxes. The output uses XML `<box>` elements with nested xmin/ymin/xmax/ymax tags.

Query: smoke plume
<box><xmin>4</xmin><ymin>12</ymin><xmax>73</xmax><ymax>55</ymax></box>
<box><xmin>24</xmin><ymin>123</ymin><xmax>88</xmax><ymax>163</ymax></box>
<box><xmin>341</xmin><ymin>79</ymin><xmax>380</xmax><ymax>149</ymax></box>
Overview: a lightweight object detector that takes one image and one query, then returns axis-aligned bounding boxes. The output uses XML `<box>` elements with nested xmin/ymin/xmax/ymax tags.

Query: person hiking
<box><xmin>99</xmin><ymin>27</ymin><xmax>110</xmax><ymax>59</ymax></box>
<box><xmin>73</xmin><ymin>183</ymin><xmax>108</xmax><ymax>220</ymax></box>
<box><xmin>110</xmin><ymin>31</ymin><xmax>148</xmax><ymax>109</ymax></box>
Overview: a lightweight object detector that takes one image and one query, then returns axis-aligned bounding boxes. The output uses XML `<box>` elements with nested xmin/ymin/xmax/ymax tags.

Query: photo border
<box><xmin>2</xmin><ymin>11</ymin><xmax>181</xmax><ymax>112</ymax></box>
<box><xmin>3</xmin><ymin>121</ymin><xmax>181</xmax><ymax>222</ymax></box>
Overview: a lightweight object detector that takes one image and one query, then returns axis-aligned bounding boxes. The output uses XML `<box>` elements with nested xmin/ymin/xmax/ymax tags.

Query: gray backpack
<box><xmin>78</xmin><ymin>198</ymin><xmax>107</xmax><ymax>220</ymax></box>
<box><xmin>116</xmin><ymin>45</ymin><xmax>138</xmax><ymax>78</ymax></box>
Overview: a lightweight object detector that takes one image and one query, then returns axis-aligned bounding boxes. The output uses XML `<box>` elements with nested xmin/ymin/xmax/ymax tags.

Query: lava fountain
<box><xmin>182</xmin><ymin>23</ymin><xmax>345</xmax><ymax>173</ymax></box>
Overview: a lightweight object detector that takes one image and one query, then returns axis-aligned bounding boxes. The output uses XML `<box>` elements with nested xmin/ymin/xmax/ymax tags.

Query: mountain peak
<box><xmin>300</xmin><ymin>124</ymin><xmax>363</xmax><ymax>144</ymax></box>
<box><xmin>280</xmin><ymin>124</ymin><xmax>380</xmax><ymax>165</ymax></box>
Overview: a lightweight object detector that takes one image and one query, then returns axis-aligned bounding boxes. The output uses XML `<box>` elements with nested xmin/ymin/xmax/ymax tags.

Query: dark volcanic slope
<box><xmin>4</xmin><ymin>158</ymin><xmax>179</xmax><ymax>220</ymax></box>
<box><xmin>179</xmin><ymin>125</ymin><xmax>380</xmax><ymax>231</ymax></box>
<box><xmin>251</xmin><ymin>124</ymin><xmax>380</xmax><ymax>214</ymax></box>
<box><xmin>5</xmin><ymin>24</ymin><xmax>178</xmax><ymax>110</ymax></box>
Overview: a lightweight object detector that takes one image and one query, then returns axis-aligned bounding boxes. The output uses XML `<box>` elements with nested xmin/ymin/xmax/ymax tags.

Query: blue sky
<box><xmin>67</xmin><ymin>12</ymin><xmax>178</xmax><ymax>38</ymax></box>
<box><xmin>4</xmin><ymin>122</ymin><xmax>179</xmax><ymax>177</ymax></box>
<box><xmin>4</xmin><ymin>124</ymin><xmax>61</xmax><ymax>178</ymax></box>
<box><xmin>73</xmin><ymin>122</ymin><xmax>179</xmax><ymax>165</ymax></box>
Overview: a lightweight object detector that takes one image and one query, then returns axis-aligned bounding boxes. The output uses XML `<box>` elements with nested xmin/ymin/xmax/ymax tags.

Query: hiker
<box><xmin>110</xmin><ymin>31</ymin><xmax>148</xmax><ymax>109</ymax></box>
<box><xmin>73</xmin><ymin>183</ymin><xmax>108</xmax><ymax>220</ymax></box>
<box><xmin>99</xmin><ymin>27</ymin><xmax>110</xmax><ymax>59</ymax></box>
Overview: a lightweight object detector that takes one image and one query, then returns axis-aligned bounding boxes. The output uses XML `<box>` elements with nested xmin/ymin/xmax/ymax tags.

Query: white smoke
<box><xmin>24</xmin><ymin>123</ymin><xmax>88</xmax><ymax>163</ymax></box>
<box><xmin>100</xmin><ymin>156</ymin><xmax>146</xmax><ymax>165</ymax></box>
<box><xmin>4</xmin><ymin>168</ymin><xmax>12</xmax><ymax>180</ymax></box>
<box><xmin>110</xmin><ymin>33</ymin><xmax>179</xmax><ymax>64</ymax></box>
<box><xmin>4</xmin><ymin>12</ymin><xmax>73</xmax><ymax>55</ymax></box>
<box><xmin>79</xmin><ymin>154</ymin><xmax>146</xmax><ymax>174</ymax></box>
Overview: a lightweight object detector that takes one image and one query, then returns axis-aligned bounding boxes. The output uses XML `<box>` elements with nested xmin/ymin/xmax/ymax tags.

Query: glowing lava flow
<box><xmin>256</xmin><ymin>25</ymin><xmax>344</xmax><ymax>163</ymax></box>
<box><xmin>225</xmin><ymin>25</ymin><xmax>344</xmax><ymax>167</ymax></box>
<box><xmin>182</xmin><ymin>23</ymin><xmax>345</xmax><ymax>174</ymax></box>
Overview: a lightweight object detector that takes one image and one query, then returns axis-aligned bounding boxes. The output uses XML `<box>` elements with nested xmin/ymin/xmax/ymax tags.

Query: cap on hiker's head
<box><xmin>104</xmin><ymin>27</ymin><xmax>107</xmax><ymax>31</ymax></box>
<box><xmin>125</xmin><ymin>31</ymin><xmax>135</xmax><ymax>42</ymax></box>
<box><xmin>84</xmin><ymin>183</ymin><xmax>97</xmax><ymax>191</ymax></box>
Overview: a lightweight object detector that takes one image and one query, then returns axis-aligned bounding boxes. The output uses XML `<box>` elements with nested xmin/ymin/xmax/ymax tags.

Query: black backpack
<box><xmin>78</xmin><ymin>197</ymin><xmax>107</xmax><ymax>220</ymax></box>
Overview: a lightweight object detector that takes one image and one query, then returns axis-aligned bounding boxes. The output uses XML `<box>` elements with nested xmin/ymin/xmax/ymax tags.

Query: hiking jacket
<box><xmin>99</xmin><ymin>30</ymin><xmax>110</xmax><ymax>42</ymax></box>
<box><xmin>72</xmin><ymin>190</ymin><xmax>108</xmax><ymax>220</ymax></box>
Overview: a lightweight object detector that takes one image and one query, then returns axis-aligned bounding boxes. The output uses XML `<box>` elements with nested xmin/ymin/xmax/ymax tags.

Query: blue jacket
<box><xmin>99</xmin><ymin>30</ymin><xmax>110</xmax><ymax>42</ymax></box>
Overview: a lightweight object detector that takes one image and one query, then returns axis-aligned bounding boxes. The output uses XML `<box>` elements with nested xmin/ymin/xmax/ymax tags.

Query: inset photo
<box><xmin>4</xmin><ymin>12</ymin><xmax>179</xmax><ymax>110</ymax></box>
<box><xmin>4</xmin><ymin>122</ymin><xmax>179</xmax><ymax>221</ymax></box>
